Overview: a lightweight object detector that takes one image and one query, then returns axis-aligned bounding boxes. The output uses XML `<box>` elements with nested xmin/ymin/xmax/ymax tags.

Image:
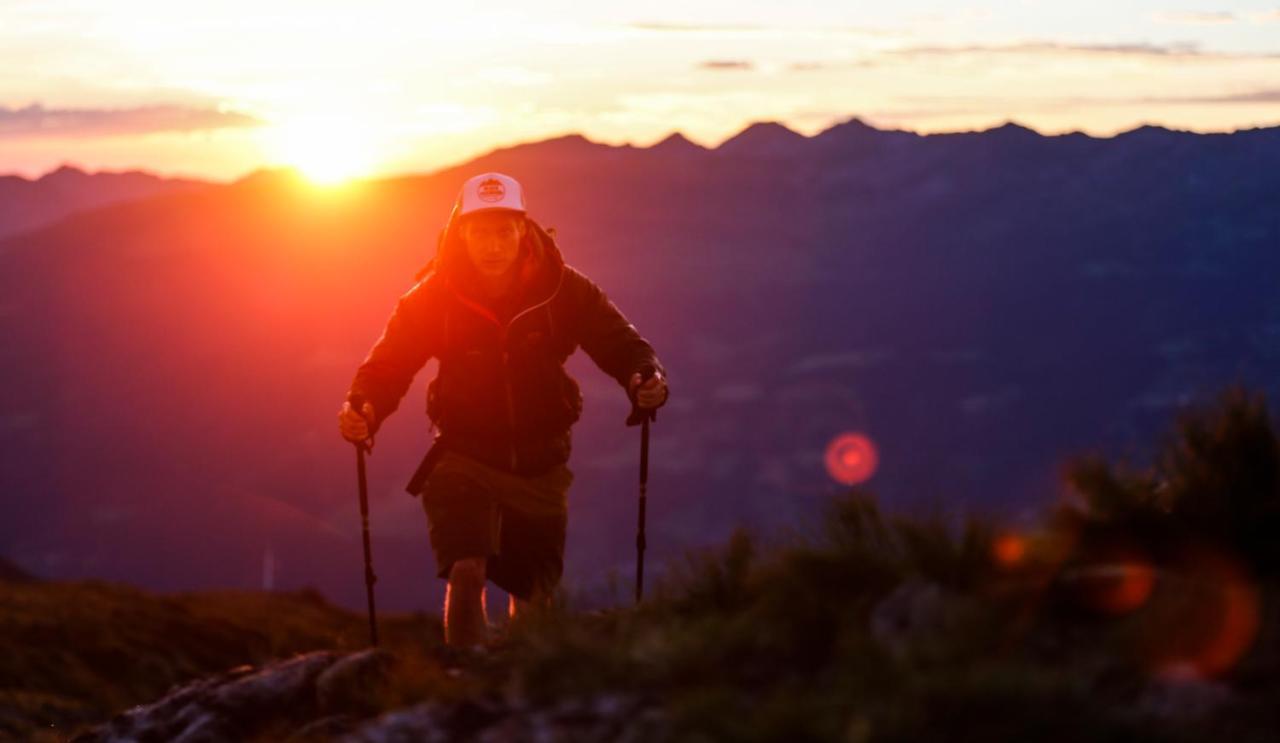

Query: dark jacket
<box><xmin>346</xmin><ymin>211</ymin><xmax>667</xmax><ymax>479</ymax></box>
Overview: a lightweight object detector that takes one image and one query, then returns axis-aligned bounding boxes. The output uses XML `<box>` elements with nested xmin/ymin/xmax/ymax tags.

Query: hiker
<box><xmin>337</xmin><ymin>172</ymin><xmax>668</xmax><ymax>648</ymax></box>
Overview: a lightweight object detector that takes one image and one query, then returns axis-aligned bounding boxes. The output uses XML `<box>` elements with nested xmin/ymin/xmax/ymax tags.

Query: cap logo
<box><xmin>477</xmin><ymin>178</ymin><xmax>506</xmax><ymax>203</ymax></box>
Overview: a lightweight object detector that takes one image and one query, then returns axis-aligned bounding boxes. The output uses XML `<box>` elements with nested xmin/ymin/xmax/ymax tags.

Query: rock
<box><xmin>1136</xmin><ymin>671</ymin><xmax>1234</xmax><ymax>721</ymax></box>
<box><xmin>343</xmin><ymin>702</ymin><xmax>453</xmax><ymax>743</ymax></box>
<box><xmin>78</xmin><ymin>651</ymin><xmax>342</xmax><ymax>742</ymax></box>
<box><xmin>287</xmin><ymin>714</ymin><xmax>357</xmax><ymax>741</ymax></box>
<box><xmin>213</xmin><ymin>651</ymin><xmax>339</xmax><ymax>716</ymax></box>
<box><xmin>316</xmin><ymin>649</ymin><xmax>395</xmax><ymax>717</ymax></box>
<box><xmin>77</xmin><ymin>647</ymin><xmax>668</xmax><ymax>743</ymax></box>
<box><xmin>347</xmin><ymin>692</ymin><xmax>664</xmax><ymax>743</ymax></box>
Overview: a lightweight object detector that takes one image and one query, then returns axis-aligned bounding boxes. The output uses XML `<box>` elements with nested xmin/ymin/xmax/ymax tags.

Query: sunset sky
<box><xmin>3</xmin><ymin>1</ymin><xmax>1279</xmax><ymax>182</ymax></box>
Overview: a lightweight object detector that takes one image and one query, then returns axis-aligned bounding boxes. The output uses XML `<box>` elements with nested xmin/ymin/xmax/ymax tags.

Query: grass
<box><xmin>0</xmin><ymin>580</ymin><xmax>440</xmax><ymax>740</ymax></box>
<box><xmin>3</xmin><ymin>487</ymin><xmax>1278</xmax><ymax>741</ymax></box>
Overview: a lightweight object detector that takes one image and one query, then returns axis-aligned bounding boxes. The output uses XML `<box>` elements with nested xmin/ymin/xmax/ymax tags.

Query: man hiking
<box><xmin>337</xmin><ymin>172</ymin><xmax>668</xmax><ymax>648</ymax></box>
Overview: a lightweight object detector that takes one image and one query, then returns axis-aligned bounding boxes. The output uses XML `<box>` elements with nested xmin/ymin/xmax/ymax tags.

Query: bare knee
<box><xmin>448</xmin><ymin>557</ymin><xmax>487</xmax><ymax>589</ymax></box>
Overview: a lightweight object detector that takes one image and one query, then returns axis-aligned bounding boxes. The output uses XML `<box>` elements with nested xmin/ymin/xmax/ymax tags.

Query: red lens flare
<box><xmin>992</xmin><ymin>533</ymin><xmax>1027</xmax><ymax>568</ymax></box>
<box><xmin>1074</xmin><ymin>562</ymin><xmax>1157</xmax><ymax>615</ymax></box>
<box><xmin>1147</xmin><ymin>548</ymin><xmax>1261</xmax><ymax>679</ymax></box>
<box><xmin>824</xmin><ymin>432</ymin><xmax>879</xmax><ymax>486</ymax></box>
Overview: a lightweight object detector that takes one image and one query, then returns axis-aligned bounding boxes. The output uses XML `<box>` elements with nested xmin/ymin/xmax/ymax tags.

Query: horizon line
<box><xmin>5</xmin><ymin>113</ymin><xmax>1278</xmax><ymax>186</ymax></box>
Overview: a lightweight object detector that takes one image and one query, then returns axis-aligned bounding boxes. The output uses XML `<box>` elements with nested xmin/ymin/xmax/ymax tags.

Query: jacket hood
<box><xmin>413</xmin><ymin>207</ymin><xmax>566</xmax><ymax>305</ymax></box>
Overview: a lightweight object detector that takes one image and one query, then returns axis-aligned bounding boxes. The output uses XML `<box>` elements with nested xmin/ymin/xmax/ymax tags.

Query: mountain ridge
<box><xmin>9</xmin><ymin>116</ymin><xmax>1279</xmax><ymax>192</ymax></box>
<box><xmin>0</xmin><ymin>163</ymin><xmax>211</xmax><ymax>240</ymax></box>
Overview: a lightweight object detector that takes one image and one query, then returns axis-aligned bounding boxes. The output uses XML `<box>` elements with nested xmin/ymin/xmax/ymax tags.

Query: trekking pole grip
<box><xmin>348</xmin><ymin>393</ymin><xmax>375</xmax><ymax>453</ymax></box>
<box><xmin>625</xmin><ymin>365</ymin><xmax>659</xmax><ymax>427</ymax></box>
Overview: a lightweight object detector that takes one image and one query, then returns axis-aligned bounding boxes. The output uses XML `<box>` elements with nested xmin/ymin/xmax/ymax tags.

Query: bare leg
<box><xmin>508</xmin><ymin>584</ymin><xmax>552</xmax><ymax>620</ymax></box>
<box><xmin>444</xmin><ymin>557</ymin><xmax>490</xmax><ymax>647</ymax></box>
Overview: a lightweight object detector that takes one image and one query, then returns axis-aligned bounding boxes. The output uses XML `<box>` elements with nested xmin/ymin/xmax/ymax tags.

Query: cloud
<box><xmin>629</xmin><ymin>21</ymin><xmax>767</xmax><ymax>33</ymax></box>
<box><xmin>888</xmin><ymin>41</ymin><xmax>1189</xmax><ymax>57</ymax></box>
<box><xmin>872</xmin><ymin>87</ymin><xmax>1280</xmax><ymax>121</ymax></box>
<box><xmin>787</xmin><ymin>59</ymin><xmax>879</xmax><ymax>71</ymax></box>
<box><xmin>1151</xmin><ymin>11</ymin><xmax>1238</xmax><ymax>25</ymax></box>
<box><xmin>884</xmin><ymin>39</ymin><xmax>1280</xmax><ymax>61</ymax></box>
<box><xmin>1152</xmin><ymin>9</ymin><xmax>1280</xmax><ymax>26</ymax></box>
<box><xmin>863</xmin><ymin>106</ymin><xmax>991</xmax><ymax>122</ymax></box>
<box><xmin>626</xmin><ymin>20</ymin><xmax>903</xmax><ymax>38</ymax></box>
<box><xmin>0</xmin><ymin>102</ymin><xmax>262</xmax><ymax>139</ymax></box>
<box><xmin>697</xmin><ymin>60</ymin><xmax>755</xmax><ymax>71</ymax></box>
<box><xmin>1139</xmin><ymin>88</ymin><xmax>1280</xmax><ymax>104</ymax></box>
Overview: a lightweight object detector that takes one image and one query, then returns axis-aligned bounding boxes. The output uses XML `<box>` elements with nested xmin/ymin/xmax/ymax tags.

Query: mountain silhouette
<box><xmin>0</xmin><ymin>164</ymin><xmax>210</xmax><ymax>239</ymax></box>
<box><xmin>0</xmin><ymin>116</ymin><xmax>1277</xmax><ymax>612</ymax></box>
<box><xmin>647</xmin><ymin>132</ymin><xmax>707</xmax><ymax>156</ymax></box>
<box><xmin>715</xmin><ymin>121</ymin><xmax>811</xmax><ymax>158</ymax></box>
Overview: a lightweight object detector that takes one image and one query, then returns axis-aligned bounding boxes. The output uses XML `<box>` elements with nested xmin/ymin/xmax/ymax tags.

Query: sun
<box><xmin>263</xmin><ymin>116</ymin><xmax>380</xmax><ymax>185</ymax></box>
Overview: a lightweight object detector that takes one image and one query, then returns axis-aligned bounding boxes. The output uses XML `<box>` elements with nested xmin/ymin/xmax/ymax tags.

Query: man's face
<box><xmin>461</xmin><ymin>211</ymin><xmax>526</xmax><ymax>279</ymax></box>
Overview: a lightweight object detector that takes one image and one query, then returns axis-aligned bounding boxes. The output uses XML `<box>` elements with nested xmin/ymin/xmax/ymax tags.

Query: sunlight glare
<box><xmin>263</xmin><ymin>115</ymin><xmax>381</xmax><ymax>185</ymax></box>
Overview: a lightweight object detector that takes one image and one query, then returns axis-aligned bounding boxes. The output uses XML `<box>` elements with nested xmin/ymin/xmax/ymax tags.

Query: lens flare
<box><xmin>1148</xmin><ymin>548</ymin><xmax>1261</xmax><ymax>679</ymax></box>
<box><xmin>824</xmin><ymin>432</ymin><xmax>879</xmax><ymax>486</ymax></box>
<box><xmin>992</xmin><ymin>533</ymin><xmax>1027</xmax><ymax>568</ymax></box>
<box><xmin>1198</xmin><ymin>578</ymin><xmax>1261</xmax><ymax>677</ymax></box>
<box><xmin>1067</xmin><ymin>552</ymin><xmax>1157</xmax><ymax>616</ymax></box>
<box><xmin>1092</xmin><ymin>563</ymin><xmax>1155</xmax><ymax>615</ymax></box>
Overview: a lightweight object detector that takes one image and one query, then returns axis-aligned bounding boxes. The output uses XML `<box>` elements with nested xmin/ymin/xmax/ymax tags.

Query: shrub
<box><xmin>1065</xmin><ymin>383</ymin><xmax>1280</xmax><ymax>575</ymax></box>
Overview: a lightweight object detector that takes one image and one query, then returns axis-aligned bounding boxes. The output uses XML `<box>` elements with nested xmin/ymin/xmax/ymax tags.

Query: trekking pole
<box><xmin>349</xmin><ymin>394</ymin><xmax>380</xmax><ymax>647</ymax></box>
<box><xmin>626</xmin><ymin>367</ymin><xmax>658</xmax><ymax>604</ymax></box>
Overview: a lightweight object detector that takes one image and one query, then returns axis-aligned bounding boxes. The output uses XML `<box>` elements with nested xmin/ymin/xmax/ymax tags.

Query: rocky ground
<box><xmin>77</xmin><ymin>645</ymin><xmax>670</xmax><ymax>742</ymax></box>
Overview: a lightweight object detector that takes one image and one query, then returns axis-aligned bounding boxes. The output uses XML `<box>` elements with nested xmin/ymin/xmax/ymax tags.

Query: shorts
<box><xmin>418</xmin><ymin>449</ymin><xmax>574</xmax><ymax>601</ymax></box>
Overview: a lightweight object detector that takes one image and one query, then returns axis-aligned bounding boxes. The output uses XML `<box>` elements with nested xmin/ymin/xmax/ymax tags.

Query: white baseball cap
<box><xmin>454</xmin><ymin>172</ymin><xmax>527</xmax><ymax>219</ymax></box>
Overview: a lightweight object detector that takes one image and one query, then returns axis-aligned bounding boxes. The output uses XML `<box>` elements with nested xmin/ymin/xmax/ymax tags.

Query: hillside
<box><xmin>13</xmin><ymin>503</ymin><xmax>1278</xmax><ymax>741</ymax></box>
<box><xmin>12</xmin><ymin>386</ymin><xmax>1280</xmax><ymax>737</ymax></box>
<box><xmin>0</xmin><ymin>558</ymin><xmax>30</xmax><ymax>582</ymax></box>
<box><xmin>0</xmin><ymin>164</ymin><xmax>210</xmax><ymax>239</ymax></box>
<box><xmin>4</xmin><ymin>385</ymin><xmax>1278</xmax><ymax>740</ymax></box>
<box><xmin>0</xmin><ymin>576</ymin><xmax>439</xmax><ymax>740</ymax></box>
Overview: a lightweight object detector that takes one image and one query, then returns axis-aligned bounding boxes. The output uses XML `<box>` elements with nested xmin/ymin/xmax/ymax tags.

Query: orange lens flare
<box><xmin>1193</xmin><ymin>578</ymin><xmax>1261</xmax><ymax>678</ymax></box>
<box><xmin>1067</xmin><ymin>550</ymin><xmax>1157</xmax><ymax>616</ymax></box>
<box><xmin>1084</xmin><ymin>563</ymin><xmax>1156</xmax><ymax>615</ymax></box>
<box><xmin>1148</xmin><ymin>549</ymin><xmax>1261</xmax><ymax>679</ymax></box>
<box><xmin>992</xmin><ymin>534</ymin><xmax>1027</xmax><ymax>568</ymax></box>
<box><xmin>824</xmin><ymin>432</ymin><xmax>879</xmax><ymax>486</ymax></box>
